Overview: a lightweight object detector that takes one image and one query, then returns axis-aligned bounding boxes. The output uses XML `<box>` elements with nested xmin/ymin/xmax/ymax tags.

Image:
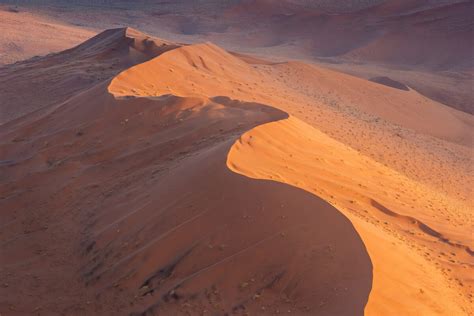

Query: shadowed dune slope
<box><xmin>0</xmin><ymin>40</ymin><xmax>372</xmax><ymax>315</ymax></box>
<box><xmin>341</xmin><ymin>0</ymin><xmax>474</xmax><ymax>68</ymax></box>
<box><xmin>0</xmin><ymin>27</ymin><xmax>180</xmax><ymax>125</ymax></box>
<box><xmin>227</xmin><ymin>116</ymin><xmax>473</xmax><ymax>315</ymax></box>
<box><xmin>109</xmin><ymin>43</ymin><xmax>474</xmax><ymax>147</ymax></box>
<box><xmin>369</xmin><ymin>76</ymin><xmax>409</xmax><ymax>91</ymax></box>
<box><xmin>2</xmin><ymin>2</ymin><xmax>471</xmax><ymax>115</ymax></box>
<box><xmin>108</xmin><ymin>33</ymin><xmax>473</xmax><ymax>315</ymax></box>
<box><xmin>0</xmin><ymin>7</ymin><xmax>94</xmax><ymax>65</ymax></box>
<box><xmin>105</xmin><ymin>42</ymin><xmax>473</xmax><ymax>211</ymax></box>
<box><xmin>224</xmin><ymin>0</ymin><xmax>473</xmax><ymax>68</ymax></box>
<box><xmin>1</xmin><ymin>27</ymin><xmax>472</xmax><ymax>315</ymax></box>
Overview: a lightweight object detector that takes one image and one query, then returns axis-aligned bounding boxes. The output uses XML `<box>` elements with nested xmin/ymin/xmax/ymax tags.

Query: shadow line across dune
<box><xmin>96</xmin><ymin>88</ymin><xmax>373</xmax><ymax>315</ymax></box>
<box><xmin>3</xmin><ymin>27</ymin><xmax>472</xmax><ymax>316</ymax></box>
<box><xmin>0</xmin><ymin>38</ymin><xmax>372</xmax><ymax>315</ymax></box>
<box><xmin>94</xmin><ymin>43</ymin><xmax>374</xmax><ymax>313</ymax></box>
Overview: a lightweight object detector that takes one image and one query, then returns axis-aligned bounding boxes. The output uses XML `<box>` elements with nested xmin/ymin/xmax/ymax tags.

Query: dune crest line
<box><xmin>1</xmin><ymin>27</ymin><xmax>471</xmax><ymax>315</ymax></box>
<box><xmin>227</xmin><ymin>115</ymin><xmax>472</xmax><ymax>315</ymax></box>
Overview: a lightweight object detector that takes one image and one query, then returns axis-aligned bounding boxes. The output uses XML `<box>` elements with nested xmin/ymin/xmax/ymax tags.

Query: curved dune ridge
<box><xmin>1</xmin><ymin>29</ymin><xmax>372</xmax><ymax>315</ymax></box>
<box><xmin>0</xmin><ymin>28</ymin><xmax>472</xmax><ymax>315</ymax></box>
<box><xmin>227</xmin><ymin>116</ymin><xmax>473</xmax><ymax>315</ymax></box>
<box><xmin>0</xmin><ymin>27</ymin><xmax>180</xmax><ymax>124</ymax></box>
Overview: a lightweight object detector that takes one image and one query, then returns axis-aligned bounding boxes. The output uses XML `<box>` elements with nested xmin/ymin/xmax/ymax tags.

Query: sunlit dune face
<box><xmin>228</xmin><ymin>116</ymin><xmax>473</xmax><ymax>315</ymax></box>
<box><xmin>1</xmin><ymin>3</ymin><xmax>473</xmax><ymax>314</ymax></box>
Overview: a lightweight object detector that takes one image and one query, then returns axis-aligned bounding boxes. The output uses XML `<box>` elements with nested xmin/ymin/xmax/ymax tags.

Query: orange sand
<box><xmin>1</xmin><ymin>27</ymin><xmax>472</xmax><ymax>315</ymax></box>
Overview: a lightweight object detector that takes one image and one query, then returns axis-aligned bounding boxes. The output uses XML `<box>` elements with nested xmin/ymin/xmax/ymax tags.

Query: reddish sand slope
<box><xmin>0</xmin><ymin>27</ymin><xmax>179</xmax><ymax>124</ymax></box>
<box><xmin>110</xmin><ymin>42</ymin><xmax>473</xmax><ymax>200</ymax></box>
<box><xmin>0</xmin><ymin>89</ymin><xmax>373</xmax><ymax>315</ymax></box>
<box><xmin>112</xmin><ymin>42</ymin><xmax>472</xmax><ymax>313</ymax></box>
<box><xmin>6</xmin><ymin>1</ymin><xmax>471</xmax><ymax>69</ymax></box>
<box><xmin>223</xmin><ymin>0</ymin><xmax>473</xmax><ymax>68</ymax></box>
<box><xmin>1</xmin><ymin>28</ymin><xmax>472</xmax><ymax>315</ymax></box>
<box><xmin>228</xmin><ymin>116</ymin><xmax>473</xmax><ymax>315</ymax></box>
<box><xmin>0</xmin><ymin>30</ymin><xmax>372</xmax><ymax>315</ymax></box>
<box><xmin>0</xmin><ymin>7</ymin><xmax>93</xmax><ymax>65</ymax></box>
<box><xmin>4</xmin><ymin>1</ymin><xmax>472</xmax><ymax>115</ymax></box>
<box><xmin>322</xmin><ymin>62</ymin><xmax>474</xmax><ymax>115</ymax></box>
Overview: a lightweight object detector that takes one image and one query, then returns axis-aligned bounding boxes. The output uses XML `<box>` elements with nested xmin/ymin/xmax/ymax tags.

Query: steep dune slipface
<box><xmin>85</xmin><ymin>121</ymin><xmax>373</xmax><ymax>316</ymax></box>
<box><xmin>1</xmin><ymin>28</ymin><xmax>472</xmax><ymax>315</ymax></box>
<box><xmin>3</xmin><ymin>0</ymin><xmax>471</xmax><ymax>116</ymax></box>
<box><xmin>110</xmin><ymin>43</ymin><xmax>474</xmax><ymax>147</ymax></box>
<box><xmin>110</xmin><ymin>42</ymin><xmax>473</xmax><ymax>314</ymax></box>
<box><xmin>0</xmin><ymin>40</ymin><xmax>372</xmax><ymax>315</ymax></box>
<box><xmin>0</xmin><ymin>27</ymin><xmax>180</xmax><ymax>125</ymax></box>
<box><xmin>109</xmin><ymin>44</ymin><xmax>473</xmax><ymax>204</ymax></box>
<box><xmin>227</xmin><ymin>116</ymin><xmax>473</xmax><ymax>315</ymax></box>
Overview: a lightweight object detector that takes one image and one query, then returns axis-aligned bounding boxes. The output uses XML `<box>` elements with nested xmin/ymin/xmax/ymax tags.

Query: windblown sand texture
<box><xmin>0</xmin><ymin>5</ymin><xmax>472</xmax><ymax>315</ymax></box>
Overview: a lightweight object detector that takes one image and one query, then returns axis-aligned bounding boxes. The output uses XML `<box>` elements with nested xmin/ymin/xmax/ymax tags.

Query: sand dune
<box><xmin>223</xmin><ymin>0</ymin><xmax>473</xmax><ymax>68</ymax></box>
<box><xmin>228</xmin><ymin>115</ymin><xmax>472</xmax><ymax>315</ymax></box>
<box><xmin>5</xmin><ymin>0</ymin><xmax>472</xmax><ymax>115</ymax></box>
<box><xmin>109</xmin><ymin>41</ymin><xmax>473</xmax><ymax>145</ymax></box>
<box><xmin>0</xmin><ymin>6</ymin><xmax>93</xmax><ymax>65</ymax></box>
<box><xmin>0</xmin><ymin>27</ymin><xmax>179</xmax><ymax>124</ymax></box>
<box><xmin>106</xmin><ymin>40</ymin><xmax>473</xmax><ymax>202</ymax></box>
<box><xmin>1</xmin><ymin>34</ymin><xmax>372</xmax><ymax>314</ymax></box>
<box><xmin>323</xmin><ymin>62</ymin><xmax>474</xmax><ymax>114</ymax></box>
<box><xmin>1</xmin><ymin>26</ymin><xmax>472</xmax><ymax>315</ymax></box>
